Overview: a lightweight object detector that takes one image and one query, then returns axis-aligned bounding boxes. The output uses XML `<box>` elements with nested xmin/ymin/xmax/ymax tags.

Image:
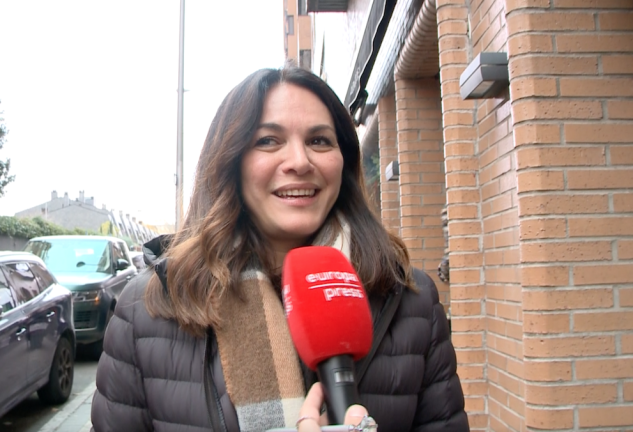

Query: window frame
<box><xmin>0</xmin><ymin>264</ymin><xmax>18</xmax><ymax>314</ymax></box>
<box><xmin>298</xmin><ymin>0</ymin><xmax>308</xmax><ymax>15</ymax></box>
<box><xmin>2</xmin><ymin>261</ymin><xmax>41</xmax><ymax>306</ymax></box>
<box><xmin>29</xmin><ymin>261</ymin><xmax>56</xmax><ymax>293</ymax></box>
<box><xmin>287</xmin><ymin>15</ymin><xmax>295</xmax><ymax>35</ymax></box>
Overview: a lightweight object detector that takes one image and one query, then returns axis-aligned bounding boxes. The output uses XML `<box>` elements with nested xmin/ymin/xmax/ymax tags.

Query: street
<box><xmin>0</xmin><ymin>352</ymin><xmax>97</xmax><ymax>432</ymax></box>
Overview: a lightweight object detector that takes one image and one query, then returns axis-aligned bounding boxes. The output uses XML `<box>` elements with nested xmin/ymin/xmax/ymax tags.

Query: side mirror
<box><xmin>115</xmin><ymin>259</ymin><xmax>130</xmax><ymax>271</ymax></box>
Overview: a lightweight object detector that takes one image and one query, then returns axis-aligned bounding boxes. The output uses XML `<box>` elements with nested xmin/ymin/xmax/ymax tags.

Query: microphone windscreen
<box><xmin>282</xmin><ymin>246</ymin><xmax>373</xmax><ymax>371</ymax></box>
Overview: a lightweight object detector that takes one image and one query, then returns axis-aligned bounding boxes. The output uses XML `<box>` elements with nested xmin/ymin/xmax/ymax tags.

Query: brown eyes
<box><xmin>254</xmin><ymin>136</ymin><xmax>276</xmax><ymax>147</ymax></box>
<box><xmin>253</xmin><ymin>136</ymin><xmax>335</xmax><ymax>148</ymax></box>
<box><xmin>308</xmin><ymin>136</ymin><xmax>334</xmax><ymax>147</ymax></box>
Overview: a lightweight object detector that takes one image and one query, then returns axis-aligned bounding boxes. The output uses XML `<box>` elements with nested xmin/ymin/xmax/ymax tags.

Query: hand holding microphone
<box><xmin>282</xmin><ymin>246</ymin><xmax>375</xmax><ymax>426</ymax></box>
<box><xmin>294</xmin><ymin>383</ymin><xmax>375</xmax><ymax>432</ymax></box>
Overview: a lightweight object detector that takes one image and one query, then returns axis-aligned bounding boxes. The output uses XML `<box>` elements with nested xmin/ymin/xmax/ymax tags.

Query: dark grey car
<box><xmin>24</xmin><ymin>235</ymin><xmax>137</xmax><ymax>358</ymax></box>
<box><xmin>0</xmin><ymin>251</ymin><xmax>75</xmax><ymax>418</ymax></box>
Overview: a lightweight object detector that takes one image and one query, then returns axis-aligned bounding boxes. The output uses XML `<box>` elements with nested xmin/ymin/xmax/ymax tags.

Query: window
<box><xmin>0</xmin><ymin>266</ymin><xmax>16</xmax><ymax>313</ymax></box>
<box><xmin>287</xmin><ymin>15</ymin><xmax>294</xmax><ymax>35</ymax></box>
<box><xmin>300</xmin><ymin>49</ymin><xmax>312</xmax><ymax>70</ymax></box>
<box><xmin>25</xmin><ymin>238</ymin><xmax>112</xmax><ymax>274</ymax></box>
<box><xmin>30</xmin><ymin>262</ymin><xmax>55</xmax><ymax>292</ymax></box>
<box><xmin>113</xmin><ymin>242</ymin><xmax>126</xmax><ymax>262</ymax></box>
<box><xmin>5</xmin><ymin>262</ymin><xmax>40</xmax><ymax>304</ymax></box>
<box><xmin>298</xmin><ymin>0</ymin><xmax>308</xmax><ymax>15</ymax></box>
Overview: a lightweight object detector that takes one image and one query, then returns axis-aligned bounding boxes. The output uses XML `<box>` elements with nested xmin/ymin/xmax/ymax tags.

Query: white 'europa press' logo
<box><xmin>305</xmin><ymin>271</ymin><xmax>364</xmax><ymax>301</ymax></box>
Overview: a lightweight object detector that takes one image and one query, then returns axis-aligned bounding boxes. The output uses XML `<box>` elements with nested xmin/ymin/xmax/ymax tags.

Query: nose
<box><xmin>281</xmin><ymin>139</ymin><xmax>314</xmax><ymax>175</ymax></box>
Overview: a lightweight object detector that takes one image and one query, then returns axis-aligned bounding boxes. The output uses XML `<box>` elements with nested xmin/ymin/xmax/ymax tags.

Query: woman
<box><xmin>91</xmin><ymin>67</ymin><xmax>469</xmax><ymax>432</ymax></box>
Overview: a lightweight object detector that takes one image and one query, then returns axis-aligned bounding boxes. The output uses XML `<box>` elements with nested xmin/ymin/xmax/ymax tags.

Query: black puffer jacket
<box><xmin>91</xmin><ymin>243</ymin><xmax>469</xmax><ymax>432</ymax></box>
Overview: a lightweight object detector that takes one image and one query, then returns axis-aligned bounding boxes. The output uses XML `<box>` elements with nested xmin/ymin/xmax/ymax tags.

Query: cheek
<box><xmin>324</xmin><ymin>155</ymin><xmax>344</xmax><ymax>189</ymax></box>
<box><xmin>240</xmin><ymin>155</ymin><xmax>258</xmax><ymax>204</ymax></box>
<box><xmin>241</xmin><ymin>154</ymin><xmax>274</xmax><ymax>203</ymax></box>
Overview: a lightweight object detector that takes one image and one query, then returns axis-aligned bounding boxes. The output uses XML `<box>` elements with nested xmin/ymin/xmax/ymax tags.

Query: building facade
<box><xmin>284</xmin><ymin>0</ymin><xmax>314</xmax><ymax>69</ymax></box>
<box><xmin>305</xmin><ymin>0</ymin><xmax>633</xmax><ymax>430</ymax></box>
<box><xmin>15</xmin><ymin>190</ymin><xmax>159</xmax><ymax>245</ymax></box>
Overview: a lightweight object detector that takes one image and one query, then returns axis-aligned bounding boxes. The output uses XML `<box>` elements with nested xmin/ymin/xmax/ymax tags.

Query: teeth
<box><xmin>275</xmin><ymin>189</ymin><xmax>316</xmax><ymax>198</ymax></box>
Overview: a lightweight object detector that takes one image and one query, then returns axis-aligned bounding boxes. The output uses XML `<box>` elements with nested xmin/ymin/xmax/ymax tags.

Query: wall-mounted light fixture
<box><xmin>459</xmin><ymin>52</ymin><xmax>509</xmax><ymax>100</ymax></box>
<box><xmin>386</xmin><ymin>160</ymin><xmax>399</xmax><ymax>182</ymax></box>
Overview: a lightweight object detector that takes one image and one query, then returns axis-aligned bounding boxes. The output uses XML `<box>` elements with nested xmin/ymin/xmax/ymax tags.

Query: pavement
<box><xmin>38</xmin><ymin>382</ymin><xmax>95</xmax><ymax>432</ymax></box>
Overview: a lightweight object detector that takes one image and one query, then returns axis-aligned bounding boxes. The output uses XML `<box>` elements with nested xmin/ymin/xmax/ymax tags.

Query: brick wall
<box><xmin>394</xmin><ymin>77</ymin><xmax>448</xmax><ymax>297</ymax></box>
<box><xmin>359</xmin><ymin>0</ymin><xmax>633</xmax><ymax>430</ymax></box>
<box><xmin>437</xmin><ymin>0</ymin><xmax>488</xmax><ymax>429</ymax></box>
<box><xmin>507</xmin><ymin>0</ymin><xmax>633</xmax><ymax>429</ymax></box>
<box><xmin>378</xmin><ymin>96</ymin><xmax>401</xmax><ymax>236</ymax></box>
<box><xmin>471</xmin><ymin>0</ymin><xmax>526</xmax><ymax>431</ymax></box>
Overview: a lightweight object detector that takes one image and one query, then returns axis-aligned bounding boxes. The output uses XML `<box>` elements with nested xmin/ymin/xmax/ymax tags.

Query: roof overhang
<box><xmin>344</xmin><ymin>0</ymin><xmax>397</xmax><ymax>122</ymax></box>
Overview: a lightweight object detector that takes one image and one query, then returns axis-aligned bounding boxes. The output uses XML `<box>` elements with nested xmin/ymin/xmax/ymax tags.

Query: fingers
<box><xmin>297</xmin><ymin>383</ymin><xmax>325</xmax><ymax>432</ymax></box>
<box><xmin>343</xmin><ymin>404</ymin><xmax>369</xmax><ymax>426</ymax></box>
<box><xmin>300</xmin><ymin>382</ymin><xmax>323</xmax><ymax>419</ymax></box>
<box><xmin>296</xmin><ymin>416</ymin><xmax>321</xmax><ymax>432</ymax></box>
<box><xmin>297</xmin><ymin>385</ymin><xmax>372</xmax><ymax>432</ymax></box>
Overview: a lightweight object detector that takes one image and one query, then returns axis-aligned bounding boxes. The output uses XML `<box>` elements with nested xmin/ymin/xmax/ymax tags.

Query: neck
<box><xmin>271</xmin><ymin>245</ymin><xmax>294</xmax><ymax>271</ymax></box>
<box><xmin>269</xmin><ymin>238</ymin><xmax>310</xmax><ymax>270</ymax></box>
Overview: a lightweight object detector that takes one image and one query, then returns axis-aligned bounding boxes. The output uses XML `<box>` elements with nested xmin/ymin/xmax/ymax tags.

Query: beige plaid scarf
<box><xmin>214</xmin><ymin>216</ymin><xmax>349</xmax><ymax>431</ymax></box>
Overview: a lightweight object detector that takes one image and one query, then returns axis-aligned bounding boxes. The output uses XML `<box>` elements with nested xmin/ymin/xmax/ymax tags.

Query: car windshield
<box><xmin>24</xmin><ymin>239</ymin><xmax>112</xmax><ymax>274</ymax></box>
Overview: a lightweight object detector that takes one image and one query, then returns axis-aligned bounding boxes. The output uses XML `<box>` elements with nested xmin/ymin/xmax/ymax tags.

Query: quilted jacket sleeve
<box><xmin>412</xmin><ymin>269</ymin><xmax>469</xmax><ymax>432</ymax></box>
<box><xmin>91</xmin><ymin>276</ymin><xmax>152</xmax><ymax>432</ymax></box>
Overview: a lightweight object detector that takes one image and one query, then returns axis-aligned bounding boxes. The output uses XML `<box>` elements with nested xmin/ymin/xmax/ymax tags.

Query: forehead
<box><xmin>260</xmin><ymin>83</ymin><xmax>334</xmax><ymax>126</ymax></box>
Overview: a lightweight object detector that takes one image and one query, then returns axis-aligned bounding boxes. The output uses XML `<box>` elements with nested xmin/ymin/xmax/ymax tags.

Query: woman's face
<box><xmin>241</xmin><ymin>83</ymin><xmax>344</xmax><ymax>255</ymax></box>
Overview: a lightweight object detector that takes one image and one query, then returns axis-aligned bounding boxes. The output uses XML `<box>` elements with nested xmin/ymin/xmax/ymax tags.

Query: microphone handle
<box><xmin>317</xmin><ymin>355</ymin><xmax>360</xmax><ymax>424</ymax></box>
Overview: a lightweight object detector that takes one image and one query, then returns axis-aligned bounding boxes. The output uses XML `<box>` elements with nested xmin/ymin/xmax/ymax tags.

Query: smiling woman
<box><xmin>90</xmin><ymin>66</ymin><xmax>468</xmax><ymax>432</ymax></box>
<box><xmin>241</xmin><ymin>84</ymin><xmax>344</xmax><ymax>266</ymax></box>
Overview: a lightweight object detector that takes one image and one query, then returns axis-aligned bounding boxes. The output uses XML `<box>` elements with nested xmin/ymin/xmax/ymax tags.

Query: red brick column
<box><xmin>469</xmin><ymin>0</ymin><xmax>524</xmax><ymax>430</ymax></box>
<box><xmin>377</xmin><ymin>95</ymin><xmax>401</xmax><ymax>236</ymax></box>
<box><xmin>394</xmin><ymin>77</ymin><xmax>447</xmax><ymax>293</ymax></box>
<box><xmin>437</xmin><ymin>0</ymin><xmax>488</xmax><ymax>430</ymax></box>
<box><xmin>507</xmin><ymin>1</ymin><xmax>633</xmax><ymax>430</ymax></box>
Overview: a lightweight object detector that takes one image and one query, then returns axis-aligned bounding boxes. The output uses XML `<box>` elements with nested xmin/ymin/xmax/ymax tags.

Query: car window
<box><xmin>0</xmin><ymin>266</ymin><xmax>17</xmax><ymax>313</ymax></box>
<box><xmin>130</xmin><ymin>252</ymin><xmax>147</xmax><ymax>270</ymax></box>
<box><xmin>25</xmin><ymin>238</ymin><xmax>112</xmax><ymax>274</ymax></box>
<box><xmin>113</xmin><ymin>242</ymin><xmax>126</xmax><ymax>262</ymax></box>
<box><xmin>4</xmin><ymin>262</ymin><xmax>40</xmax><ymax>305</ymax></box>
<box><xmin>30</xmin><ymin>262</ymin><xmax>55</xmax><ymax>292</ymax></box>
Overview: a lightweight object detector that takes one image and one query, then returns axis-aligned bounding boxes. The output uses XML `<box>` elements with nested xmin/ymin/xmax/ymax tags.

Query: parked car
<box><xmin>23</xmin><ymin>235</ymin><xmax>137</xmax><ymax>358</ymax></box>
<box><xmin>0</xmin><ymin>251</ymin><xmax>75</xmax><ymax>418</ymax></box>
<box><xmin>128</xmin><ymin>251</ymin><xmax>147</xmax><ymax>271</ymax></box>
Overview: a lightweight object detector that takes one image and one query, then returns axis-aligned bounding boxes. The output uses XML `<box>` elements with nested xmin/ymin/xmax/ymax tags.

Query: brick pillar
<box><xmin>394</xmin><ymin>77</ymin><xmax>447</xmax><ymax>295</ymax></box>
<box><xmin>377</xmin><ymin>95</ymin><xmax>401</xmax><ymax>236</ymax></box>
<box><xmin>507</xmin><ymin>1</ymin><xmax>633</xmax><ymax>430</ymax></box>
<box><xmin>467</xmin><ymin>0</ymin><xmax>524</xmax><ymax>430</ymax></box>
<box><xmin>437</xmin><ymin>0</ymin><xmax>487</xmax><ymax>430</ymax></box>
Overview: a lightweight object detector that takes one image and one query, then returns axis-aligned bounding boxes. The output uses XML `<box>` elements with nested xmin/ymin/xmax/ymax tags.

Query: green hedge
<box><xmin>0</xmin><ymin>216</ymin><xmax>99</xmax><ymax>239</ymax></box>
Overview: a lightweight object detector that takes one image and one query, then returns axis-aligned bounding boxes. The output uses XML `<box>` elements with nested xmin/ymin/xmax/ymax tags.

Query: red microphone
<box><xmin>282</xmin><ymin>246</ymin><xmax>373</xmax><ymax>424</ymax></box>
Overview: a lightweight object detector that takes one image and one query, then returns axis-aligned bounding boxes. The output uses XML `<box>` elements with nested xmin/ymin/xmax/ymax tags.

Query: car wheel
<box><xmin>87</xmin><ymin>307</ymin><xmax>114</xmax><ymax>360</ymax></box>
<box><xmin>38</xmin><ymin>337</ymin><xmax>74</xmax><ymax>405</ymax></box>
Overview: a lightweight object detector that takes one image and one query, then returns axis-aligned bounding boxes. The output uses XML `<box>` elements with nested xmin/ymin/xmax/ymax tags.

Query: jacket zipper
<box><xmin>203</xmin><ymin>331</ymin><xmax>227</xmax><ymax>432</ymax></box>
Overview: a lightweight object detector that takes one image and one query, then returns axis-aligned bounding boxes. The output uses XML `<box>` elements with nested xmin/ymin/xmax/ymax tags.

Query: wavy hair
<box><xmin>145</xmin><ymin>67</ymin><xmax>412</xmax><ymax>337</ymax></box>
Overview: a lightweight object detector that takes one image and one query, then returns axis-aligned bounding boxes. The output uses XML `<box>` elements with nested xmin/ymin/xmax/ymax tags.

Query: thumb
<box><xmin>343</xmin><ymin>404</ymin><xmax>369</xmax><ymax>426</ymax></box>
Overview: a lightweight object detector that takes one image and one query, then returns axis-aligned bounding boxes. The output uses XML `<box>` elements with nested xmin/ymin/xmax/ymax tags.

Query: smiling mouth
<box><xmin>274</xmin><ymin>189</ymin><xmax>317</xmax><ymax>198</ymax></box>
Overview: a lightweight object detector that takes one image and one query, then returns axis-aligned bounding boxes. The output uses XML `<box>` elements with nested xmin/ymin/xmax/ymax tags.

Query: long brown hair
<box><xmin>145</xmin><ymin>67</ymin><xmax>412</xmax><ymax>337</ymax></box>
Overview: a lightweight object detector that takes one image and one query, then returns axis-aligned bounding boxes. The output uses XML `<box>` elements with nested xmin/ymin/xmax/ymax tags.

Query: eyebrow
<box><xmin>257</xmin><ymin>123</ymin><xmax>336</xmax><ymax>134</ymax></box>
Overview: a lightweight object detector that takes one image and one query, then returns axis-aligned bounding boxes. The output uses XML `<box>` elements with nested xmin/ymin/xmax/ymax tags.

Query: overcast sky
<box><xmin>0</xmin><ymin>0</ymin><xmax>284</xmax><ymax>225</ymax></box>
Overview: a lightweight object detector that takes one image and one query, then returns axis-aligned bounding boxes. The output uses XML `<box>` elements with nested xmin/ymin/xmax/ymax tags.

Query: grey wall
<box><xmin>0</xmin><ymin>235</ymin><xmax>28</xmax><ymax>251</ymax></box>
<box><xmin>47</xmin><ymin>205</ymin><xmax>108</xmax><ymax>232</ymax></box>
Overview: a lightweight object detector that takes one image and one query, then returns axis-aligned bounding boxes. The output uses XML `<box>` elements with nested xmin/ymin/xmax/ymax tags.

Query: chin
<box><xmin>278</xmin><ymin>224</ymin><xmax>323</xmax><ymax>242</ymax></box>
